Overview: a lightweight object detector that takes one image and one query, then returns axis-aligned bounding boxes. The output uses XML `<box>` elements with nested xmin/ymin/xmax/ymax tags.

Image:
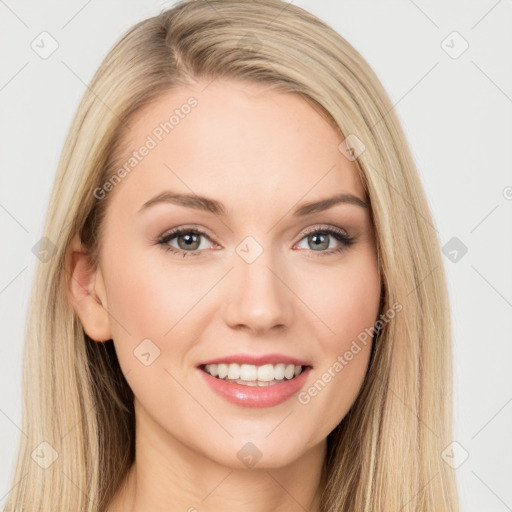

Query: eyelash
<box><xmin>155</xmin><ymin>224</ymin><xmax>356</xmax><ymax>259</ymax></box>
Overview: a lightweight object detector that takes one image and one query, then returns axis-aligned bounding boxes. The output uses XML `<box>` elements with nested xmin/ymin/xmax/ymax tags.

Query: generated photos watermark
<box><xmin>298</xmin><ymin>301</ymin><xmax>403</xmax><ymax>405</ymax></box>
<box><xmin>93</xmin><ymin>96</ymin><xmax>198</xmax><ymax>200</ymax></box>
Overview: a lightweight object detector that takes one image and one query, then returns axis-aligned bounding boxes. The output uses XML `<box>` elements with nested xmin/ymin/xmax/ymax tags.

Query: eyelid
<box><xmin>157</xmin><ymin>223</ymin><xmax>348</xmax><ymax>244</ymax></box>
<box><xmin>297</xmin><ymin>223</ymin><xmax>349</xmax><ymax>239</ymax></box>
<box><xmin>158</xmin><ymin>223</ymin><xmax>215</xmax><ymax>238</ymax></box>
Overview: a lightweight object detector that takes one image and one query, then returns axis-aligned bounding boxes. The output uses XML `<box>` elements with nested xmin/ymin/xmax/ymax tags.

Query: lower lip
<box><xmin>197</xmin><ymin>366</ymin><xmax>312</xmax><ymax>408</ymax></box>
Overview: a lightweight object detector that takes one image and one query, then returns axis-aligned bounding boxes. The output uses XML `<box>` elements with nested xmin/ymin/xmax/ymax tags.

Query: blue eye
<box><xmin>156</xmin><ymin>225</ymin><xmax>355</xmax><ymax>258</ymax></box>
<box><xmin>295</xmin><ymin>226</ymin><xmax>355</xmax><ymax>256</ymax></box>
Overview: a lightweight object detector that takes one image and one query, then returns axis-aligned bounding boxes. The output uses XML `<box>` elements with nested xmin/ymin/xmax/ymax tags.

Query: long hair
<box><xmin>3</xmin><ymin>1</ymin><xmax>459</xmax><ymax>510</ymax></box>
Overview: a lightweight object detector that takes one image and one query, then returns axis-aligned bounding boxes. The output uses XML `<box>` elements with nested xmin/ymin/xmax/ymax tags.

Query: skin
<box><xmin>68</xmin><ymin>78</ymin><xmax>381</xmax><ymax>512</ymax></box>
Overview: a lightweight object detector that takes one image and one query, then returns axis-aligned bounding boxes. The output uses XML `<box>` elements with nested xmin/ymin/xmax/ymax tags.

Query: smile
<box><xmin>202</xmin><ymin>362</ymin><xmax>305</xmax><ymax>385</ymax></box>
<box><xmin>198</xmin><ymin>363</ymin><xmax>313</xmax><ymax>408</ymax></box>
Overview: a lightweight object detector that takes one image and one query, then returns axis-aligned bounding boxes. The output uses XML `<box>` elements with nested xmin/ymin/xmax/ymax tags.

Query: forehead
<box><xmin>106</xmin><ymin>79</ymin><xmax>366</xmax><ymax>217</ymax></box>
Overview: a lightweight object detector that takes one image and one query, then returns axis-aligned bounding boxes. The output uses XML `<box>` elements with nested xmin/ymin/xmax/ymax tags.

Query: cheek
<box><xmin>305</xmin><ymin>249</ymin><xmax>381</xmax><ymax>345</ymax></box>
<box><xmin>294</xmin><ymin>250</ymin><xmax>380</xmax><ymax>423</ymax></box>
<box><xmin>101</xmin><ymin>248</ymin><xmax>207</xmax><ymax>401</ymax></box>
<box><xmin>103</xmin><ymin>245</ymin><xmax>209</xmax><ymax>340</ymax></box>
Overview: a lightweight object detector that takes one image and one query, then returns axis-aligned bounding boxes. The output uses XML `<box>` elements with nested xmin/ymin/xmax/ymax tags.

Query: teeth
<box><xmin>204</xmin><ymin>363</ymin><xmax>304</xmax><ymax>382</ymax></box>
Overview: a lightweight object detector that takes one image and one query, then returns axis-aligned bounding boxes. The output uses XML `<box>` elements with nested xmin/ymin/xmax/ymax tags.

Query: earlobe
<box><xmin>67</xmin><ymin>234</ymin><xmax>112</xmax><ymax>342</ymax></box>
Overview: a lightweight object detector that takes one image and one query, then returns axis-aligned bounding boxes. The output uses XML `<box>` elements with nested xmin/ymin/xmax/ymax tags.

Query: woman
<box><xmin>3</xmin><ymin>0</ymin><xmax>459</xmax><ymax>510</ymax></box>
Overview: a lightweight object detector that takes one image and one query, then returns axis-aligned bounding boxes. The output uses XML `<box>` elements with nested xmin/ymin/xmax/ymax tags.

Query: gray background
<box><xmin>1</xmin><ymin>1</ymin><xmax>511</xmax><ymax>510</ymax></box>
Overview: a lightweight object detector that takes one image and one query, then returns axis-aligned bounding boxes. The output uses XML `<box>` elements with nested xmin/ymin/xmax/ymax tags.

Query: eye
<box><xmin>156</xmin><ymin>226</ymin><xmax>216</xmax><ymax>258</ymax></box>
<box><xmin>155</xmin><ymin>224</ymin><xmax>356</xmax><ymax>258</ymax></box>
<box><xmin>294</xmin><ymin>225</ymin><xmax>356</xmax><ymax>256</ymax></box>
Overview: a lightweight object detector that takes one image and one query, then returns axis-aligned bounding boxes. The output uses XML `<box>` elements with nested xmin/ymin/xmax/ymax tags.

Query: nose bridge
<box><xmin>223</xmin><ymin>237</ymin><xmax>293</xmax><ymax>332</ymax></box>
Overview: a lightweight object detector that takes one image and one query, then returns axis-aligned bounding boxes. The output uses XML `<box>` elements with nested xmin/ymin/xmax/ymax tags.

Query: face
<box><xmin>80</xmin><ymin>79</ymin><xmax>381</xmax><ymax>470</ymax></box>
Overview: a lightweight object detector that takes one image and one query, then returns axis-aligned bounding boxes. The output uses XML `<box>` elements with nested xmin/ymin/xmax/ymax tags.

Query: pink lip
<box><xmin>197</xmin><ymin>353</ymin><xmax>312</xmax><ymax>367</ymax></box>
<box><xmin>198</xmin><ymin>366</ymin><xmax>313</xmax><ymax>408</ymax></box>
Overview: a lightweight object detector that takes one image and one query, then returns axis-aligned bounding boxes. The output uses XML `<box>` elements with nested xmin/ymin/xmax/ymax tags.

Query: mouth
<box><xmin>198</xmin><ymin>362</ymin><xmax>313</xmax><ymax>387</ymax></box>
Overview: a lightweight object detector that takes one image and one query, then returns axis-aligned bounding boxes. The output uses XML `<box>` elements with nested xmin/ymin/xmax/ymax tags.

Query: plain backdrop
<box><xmin>1</xmin><ymin>1</ymin><xmax>511</xmax><ymax>510</ymax></box>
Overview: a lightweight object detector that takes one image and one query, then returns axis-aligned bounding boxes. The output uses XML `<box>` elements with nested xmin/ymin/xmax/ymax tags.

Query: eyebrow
<box><xmin>138</xmin><ymin>190</ymin><xmax>368</xmax><ymax>216</ymax></box>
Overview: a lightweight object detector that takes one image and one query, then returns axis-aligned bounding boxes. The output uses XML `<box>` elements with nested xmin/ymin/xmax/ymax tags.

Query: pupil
<box><xmin>179</xmin><ymin>233</ymin><xmax>199</xmax><ymax>250</ymax></box>
<box><xmin>310</xmin><ymin>233</ymin><xmax>328</xmax><ymax>251</ymax></box>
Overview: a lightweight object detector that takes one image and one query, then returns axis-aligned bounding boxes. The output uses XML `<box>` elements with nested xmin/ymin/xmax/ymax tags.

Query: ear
<box><xmin>67</xmin><ymin>234</ymin><xmax>112</xmax><ymax>342</ymax></box>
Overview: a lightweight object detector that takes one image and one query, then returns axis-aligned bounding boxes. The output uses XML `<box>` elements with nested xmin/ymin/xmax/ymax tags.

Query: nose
<box><xmin>222</xmin><ymin>249</ymin><xmax>293</xmax><ymax>335</ymax></box>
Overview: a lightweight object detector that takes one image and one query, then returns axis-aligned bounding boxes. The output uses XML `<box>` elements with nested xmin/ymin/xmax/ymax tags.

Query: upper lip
<box><xmin>197</xmin><ymin>353</ymin><xmax>312</xmax><ymax>367</ymax></box>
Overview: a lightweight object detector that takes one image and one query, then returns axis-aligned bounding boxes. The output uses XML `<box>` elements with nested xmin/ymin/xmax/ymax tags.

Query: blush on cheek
<box><xmin>312</xmin><ymin>279</ymin><xmax>380</xmax><ymax>345</ymax></box>
<box><xmin>104</xmin><ymin>252</ymin><xmax>171</xmax><ymax>330</ymax></box>
<box><xmin>105</xmin><ymin>260</ymin><xmax>215</xmax><ymax>373</ymax></box>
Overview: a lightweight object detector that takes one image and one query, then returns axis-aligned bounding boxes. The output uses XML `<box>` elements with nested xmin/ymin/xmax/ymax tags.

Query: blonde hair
<box><xmin>3</xmin><ymin>1</ymin><xmax>459</xmax><ymax>510</ymax></box>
